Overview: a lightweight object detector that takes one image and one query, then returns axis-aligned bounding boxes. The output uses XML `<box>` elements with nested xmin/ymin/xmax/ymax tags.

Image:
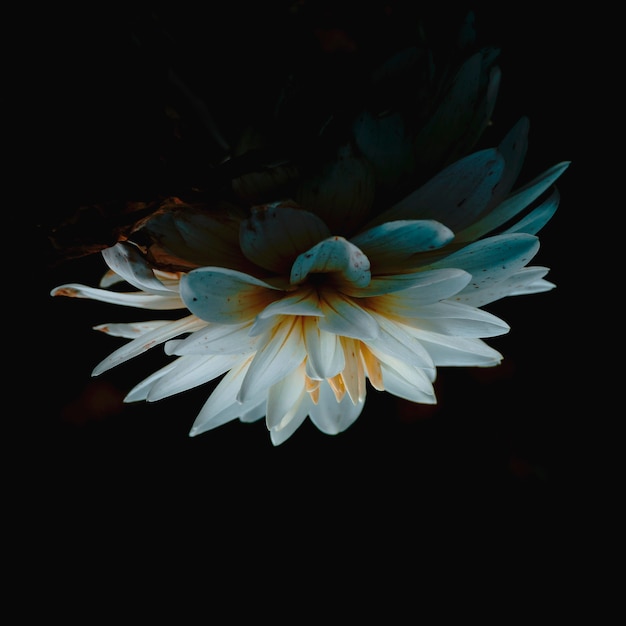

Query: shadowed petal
<box><xmin>369</xmin><ymin>148</ymin><xmax>504</xmax><ymax>233</ymax></box>
<box><xmin>428</xmin><ymin>233</ymin><xmax>540</xmax><ymax>292</ymax></box>
<box><xmin>102</xmin><ymin>243</ymin><xmax>175</xmax><ymax>294</ymax></box>
<box><xmin>290</xmin><ymin>236</ymin><xmax>371</xmax><ymax>287</ymax></box>
<box><xmin>459</xmin><ymin>266</ymin><xmax>553</xmax><ymax>307</ymax></box>
<box><xmin>180</xmin><ymin>267</ymin><xmax>282</xmax><ymax>323</ymax></box>
<box><xmin>350</xmin><ymin>219</ymin><xmax>454</xmax><ymax>270</ymax></box>
<box><xmin>502</xmin><ymin>188</ymin><xmax>559</xmax><ymax>236</ymax></box>
<box><xmin>240</xmin><ymin>202</ymin><xmax>330</xmax><ymax>272</ymax></box>
<box><xmin>456</xmin><ymin>161</ymin><xmax>570</xmax><ymax>242</ymax></box>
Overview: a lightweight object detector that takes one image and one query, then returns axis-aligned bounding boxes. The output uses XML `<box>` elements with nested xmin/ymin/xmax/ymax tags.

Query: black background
<box><xmin>6</xmin><ymin>1</ymin><xmax>617</xmax><ymax>605</ymax></box>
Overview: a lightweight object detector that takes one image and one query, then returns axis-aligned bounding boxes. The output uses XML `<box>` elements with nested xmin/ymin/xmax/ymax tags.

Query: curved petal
<box><xmin>92</xmin><ymin>315</ymin><xmax>205</xmax><ymax>376</ymax></box>
<box><xmin>364</xmin><ymin>269</ymin><xmax>471</xmax><ymax>311</ymax></box>
<box><xmin>456</xmin><ymin>161</ymin><xmax>570</xmax><ymax>242</ymax></box>
<box><xmin>318</xmin><ymin>293</ymin><xmax>379</xmax><ymax>340</ymax></box>
<box><xmin>140</xmin><ymin>207</ymin><xmax>254</xmax><ymax>272</ymax></box>
<box><xmin>489</xmin><ymin>116</ymin><xmax>530</xmax><ymax>206</ymax></box>
<box><xmin>369</xmin><ymin>148</ymin><xmax>504</xmax><ymax>233</ymax></box>
<box><xmin>342</xmin><ymin>267</ymin><xmax>469</xmax><ymax>298</ymax></box>
<box><xmin>364</xmin><ymin>313</ymin><xmax>435</xmax><ymax>370</ymax></box>
<box><xmin>353</xmin><ymin>110</ymin><xmax>415</xmax><ymax>187</ymax></box>
<box><xmin>413</xmin><ymin>51</ymin><xmax>487</xmax><ymax>165</ymax></box>
<box><xmin>295</xmin><ymin>143</ymin><xmax>376</xmax><ymax>234</ymax></box>
<box><xmin>257</xmin><ymin>288</ymin><xmax>324</xmax><ymax>319</ymax></box>
<box><xmin>51</xmin><ymin>284</ymin><xmax>185</xmax><ymax>310</ymax></box>
<box><xmin>304</xmin><ymin>318</ymin><xmax>345</xmax><ymax>380</ymax></box>
<box><xmin>189</xmin><ymin>357</ymin><xmax>256</xmax><ymax>436</ymax></box>
<box><xmin>165</xmin><ymin>320</ymin><xmax>259</xmax><ymax>356</ymax></box>
<box><xmin>502</xmin><ymin>188</ymin><xmax>559</xmax><ymax>236</ymax></box>
<box><xmin>308</xmin><ymin>381</ymin><xmax>365</xmax><ymax>435</ymax></box>
<box><xmin>339</xmin><ymin>337</ymin><xmax>366</xmax><ymax>404</ymax></box>
<box><xmin>147</xmin><ymin>353</ymin><xmax>241</xmax><ymax>401</ymax></box>
<box><xmin>93</xmin><ymin>320</ymin><xmax>172</xmax><ymax>339</ymax></box>
<box><xmin>427</xmin><ymin>233</ymin><xmax>540</xmax><ymax>291</ymax></box>
<box><xmin>459</xmin><ymin>266</ymin><xmax>553</xmax><ymax>307</ymax></box>
<box><xmin>350</xmin><ymin>219</ymin><xmax>454</xmax><ymax>271</ymax></box>
<box><xmin>270</xmin><ymin>408</ymin><xmax>309</xmax><ymax>446</ymax></box>
<box><xmin>180</xmin><ymin>267</ymin><xmax>282</xmax><ymax>323</ymax></box>
<box><xmin>240</xmin><ymin>202</ymin><xmax>330</xmax><ymax>272</ymax></box>
<box><xmin>124</xmin><ymin>361</ymin><xmax>179</xmax><ymax>402</ymax></box>
<box><xmin>237</xmin><ymin>317</ymin><xmax>307</xmax><ymax>403</ymax></box>
<box><xmin>290</xmin><ymin>236</ymin><xmax>371</xmax><ymax>288</ymax></box>
<box><xmin>375</xmin><ymin>352</ymin><xmax>436</xmax><ymax>403</ymax></box>
<box><xmin>266</xmin><ymin>364</ymin><xmax>307</xmax><ymax>431</ymax></box>
<box><xmin>401</xmin><ymin>301</ymin><xmax>510</xmax><ymax>337</ymax></box>
<box><xmin>102</xmin><ymin>243</ymin><xmax>175</xmax><ymax>294</ymax></box>
<box><xmin>405</xmin><ymin>327</ymin><xmax>503</xmax><ymax>366</ymax></box>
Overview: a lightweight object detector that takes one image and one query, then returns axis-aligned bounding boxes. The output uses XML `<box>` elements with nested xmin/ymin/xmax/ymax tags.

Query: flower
<box><xmin>51</xmin><ymin>118</ymin><xmax>569</xmax><ymax>444</ymax></box>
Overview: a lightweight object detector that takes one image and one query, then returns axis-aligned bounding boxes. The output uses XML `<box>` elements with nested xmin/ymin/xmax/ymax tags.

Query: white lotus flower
<box><xmin>51</xmin><ymin>118</ymin><xmax>569</xmax><ymax>445</ymax></box>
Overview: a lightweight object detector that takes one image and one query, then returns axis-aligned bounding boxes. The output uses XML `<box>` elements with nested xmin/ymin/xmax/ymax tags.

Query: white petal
<box><xmin>343</xmin><ymin>267</ymin><xmax>469</xmax><ymax>298</ymax></box>
<box><xmin>364</xmin><ymin>313</ymin><xmax>435</xmax><ymax>369</ymax></box>
<box><xmin>318</xmin><ymin>293</ymin><xmax>379</xmax><ymax>340</ymax></box>
<box><xmin>397</xmin><ymin>301</ymin><xmax>510</xmax><ymax>337</ymax></box>
<box><xmin>257</xmin><ymin>288</ymin><xmax>324</xmax><ymax>319</ymax></box>
<box><xmin>364</xmin><ymin>269</ymin><xmax>471</xmax><ymax>310</ymax></box>
<box><xmin>147</xmin><ymin>353</ymin><xmax>241</xmax><ymax>401</ymax></box>
<box><xmin>290</xmin><ymin>237</ymin><xmax>370</xmax><ymax>287</ymax></box>
<box><xmin>339</xmin><ymin>337</ymin><xmax>366</xmax><ymax>404</ymax></box>
<box><xmin>270</xmin><ymin>409</ymin><xmax>309</xmax><ymax>446</ymax></box>
<box><xmin>508</xmin><ymin>277</ymin><xmax>555</xmax><ymax>296</ymax></box>
<box><xmin>374</xmin><ymin>352</ymin><xmax>436</xmax><ymax>403</ymax></box>
<box><xmin>180</xmin><ymin>267</ymin><xmax>281</xmax><ymax>323</ymax></box>
<box><xmin>457</xmin><ymin>161</ymin><xmax>570</xmax><ymax>242</ymax></box>
<box><xmin>165</xmin><ymin>320</ymin><xmax>259</xmax><ymax>356</ymax></box>
<box><xmin>266</xmin><ymin>364</ymin><xmax>307</xmax><ymax>431</ymax></box>
<box><xmin>189</xmin><ymin>357</ymin><xmax>255</xmax><ymax>436</ymax></box>
<box><xmin>93</xmin><ymin>320</ymin><xmax>171</xmax><ymax>339</ymax></box>
<box><xmin>406</xmin><ymin>328</ymin><xmax>503</xmax><ymax>366</ymax></box>
<box><xmin>92</xmin><ymin>315</ymin><xmax>205</xmax><ymax>376</ymax></box>
<box><xmin>237</xmin><ymin>317</ymin><xmax>306</xmax><ymax>403</ymax></box>
<box><xmin>240</xmin><ymin>202</ymin><xmax>330</xmax><ymax>272</ymax></box>
<box><xmin>350</xmin><ymin>220</ymin><xmax>454</xmax><ymax>271</ymax></box>
<box><xmin>124</xmin><ymin>361</ymin><xmax>179</xmax><ymax>402</ymax></box>
<box><xmin>304</xmin><ymin>318</ymin><xmax>345</xmax><ymax>380</ymax></box>
<box><xmin>369</xmin><ymin>148</ymin><xmax>504</xmax><ymax>233</ymax></box>
<box><xmin>308</xmin><ymin>381</ymin><xmax>365</xmax><ymax>435</ymax></box>
<box><xmin>51</xmin><ymin>284</ymin><xmax>185</xmax><ymax>310</ymax></box>
<box><xmin>102</xmin><ymin>242</ymin><xmax>175</xmax><ymax>294</ymax></box>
